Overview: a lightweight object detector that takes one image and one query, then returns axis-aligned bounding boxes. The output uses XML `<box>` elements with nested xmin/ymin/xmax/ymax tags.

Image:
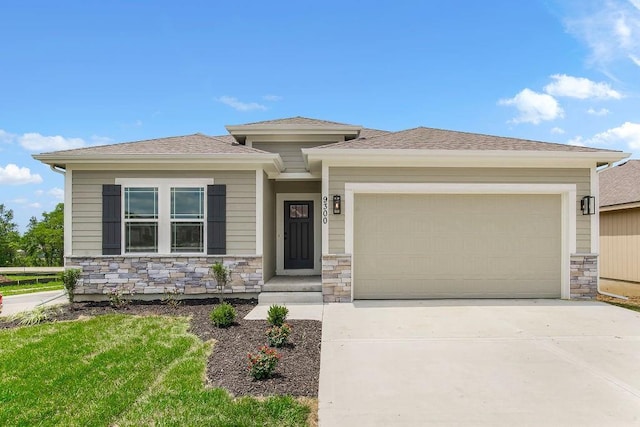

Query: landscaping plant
<box><xmin>61</xmin><ymin>268</ymin><xmax>81</xmax><ymax>303</ymax></box>
<box><xmin>12</xmin><ymin>305</ymin><xmax>59</xmax><ymax>326</ymax></box>
<box><xmin>109</xmin><ymin>287</ymin><xmax>134</xmax><ymax>308</ymax></box>
<box><xmin>266</xmin><ymin>323</ymin><xmax>292</xmax><ymax>348</ymax></box>
<box><xmin>247</xmin><ymin>346</ymin><xmax>281</xmax><ymax>380</ymax></box>
<box><xmin>266</xmin><ymin>304</ymin><xmax>289</xmax><ymax>326</ymax></box>
<box><xmin>211</xmin><ymin>261</ymin><xmax>230</xmax><ymax>288</ymax></box>
<box><xmin>209</xmin><ymin>302</ymin><xmax>237</xmax><ymax>328</ymax></box>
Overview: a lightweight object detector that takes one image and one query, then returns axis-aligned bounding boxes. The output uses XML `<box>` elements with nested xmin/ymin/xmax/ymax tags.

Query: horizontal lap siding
<box><xmin>328</xmin><ymin>167</ymin><xmax>591</xmax><ymax>254</ymax></box>
<box><xmin>600</xmin><ymin>208</ymin><xmax>640</xmax><ymax>282</ymax></box>
<box><xmin>72</xmin><ymin>170</ymin><xmax>256</xmax><ymax>255</ymax></box>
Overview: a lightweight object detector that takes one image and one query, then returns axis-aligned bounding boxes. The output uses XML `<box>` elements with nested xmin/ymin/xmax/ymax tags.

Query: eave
<box><xmin>600</xmin><ymin>201</ymin><xmax>640</xmax><ymax>212</ymax></box>
<box><xmin>302</xmin><ymin>148</ymin><xmax>630</xmax><ymax>171</ymax></box>
<box><xmin>32</xmin><ymin>153</ymin><xmax>285</xmax><ymax>174</ymax></box>
<box><xmin>226</xmin><ymin>124</ymin><xmax>362</xmax><ymax>143</ymax></box>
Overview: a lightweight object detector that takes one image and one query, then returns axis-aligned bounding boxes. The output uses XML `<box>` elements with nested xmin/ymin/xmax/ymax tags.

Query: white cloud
<box><xmin>563</xmin><ymin>0</ymin><xmax>640</xmax><ymax>67</ymax></box>
<box><xmin>19</xmin><ymin>133</ymin><xmax>85</xmax><ymax>152</ymax></box>
<box><xmin>543</xmin><ymin>74</ymin><xmax>622</xmax><ymax>99</ymax></box>
<box><xmin>263</xmin><ymin>95</ymin><xmax>283</xmax><ymax>102</ymax></box>
<box><xmin>11</xmin><ymin>198</ymin><xmax>28</xmax><ymax>204</ymax></box>
<box><xmin>551</xmin><ymin>127</ymin><xmax>566</xmax><ymax>135</ymax></box>
<box><xmin>28</xmin><ymin>202</ymin><xmax>42</xmax><ymax>209</ymax></box>
<box><xmin>0</xmin><ymin>129</ymin><xmax>15</xmax><ymax>144</ymax></box>
<box><xmin>47</xmin><ymin>187</ymin><xmax>64</xmax><ymax>201</ymax></box>
<box><xmin>90</xmin><ymin>135</ymin><xmax>114</xmax><ymax>146</ymax></box>
<box><xmin>34</xmin><ymin>189</ymin><xmax>44</xmax><ymax>196</ymax></box>
<box><xmin>0</xmin><ymin>164</ymin><xmax>43</xmax><ymax>185</ymax></box>
<box><xmin>217</xmin><ymin>96</ymin><xmax>267</xmax><ymax>112</ymax></box>
<box><xmin>498</xmin><ymin>89</ymin><xmax>564</xmax><ymax>124</ymax></box>
<box><xmin>587</xmin><ymin>107</ymin><xmax>611</xmax><ymax>116</ymax></box>
<box><xmin>630</xmin><ymin>53</ymin><xmax>640</xmax><ymax>66</ymax></box>
<box><xmin>567</xmin><ymin>136</ymin><xmax>586</xmax><ymax>146</ymax></box>
<box><xmin>586</xmin><ymin>121</ymin><xmax>640</xmax><ymax>149</ymax></box>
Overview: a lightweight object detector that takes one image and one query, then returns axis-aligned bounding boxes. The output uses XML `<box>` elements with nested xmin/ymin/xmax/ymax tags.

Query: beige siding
<box><xmin>354</xmin><ymin>194</ymin><xmax>561</xmax><ymax>298</ymax></box>
<box><xmin>253</xmin><ymin>142</ymin><xmax>326</xmax><ymax>173</ymax></box>
<box><xmin>329</xmin><ymin>167</ymin><xmax>591</xmax><ymax>254</ymax></box>
<box><xmin>263</xmin><ymin>174</ymin><xmax>276</xmax><ymax>281</ymax></box>
<box><xmin>72</xmin><ymin>170</ymin><xmax>256</xmax><ymax>256</ymax></box>
<box><xmin>600</xmin><ymin>208</ymin><xmax>640</xmax><ymax>283</ymax></box>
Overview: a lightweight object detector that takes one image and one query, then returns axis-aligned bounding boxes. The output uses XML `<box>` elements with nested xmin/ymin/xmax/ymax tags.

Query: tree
<box><xmin>0</xmin><ymin>204</ymin><xmax>20</xmax><ymax>266</ymax></box>
<box><xmin>22</xmin><ymin>203</ymin><xmax>64</xmax><ymax>266</ymax></box>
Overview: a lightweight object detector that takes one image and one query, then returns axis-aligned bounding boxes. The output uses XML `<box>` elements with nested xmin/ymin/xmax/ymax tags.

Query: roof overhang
<box><xmin>32</xmin><ymin>153</ymin><xmax>285</xmax><ymax>174</ymax></box>
<box><xmin>600</xmin><ymin>201</ymin><xmax>640</xmax><ymax>212</ymax></box>
<box><xmin>225</xmin><ymin>124</ymin><xmax>362</xmax><ymax>144</ymax></box>
<box><xmin>302</xmin><ymin>148</ymin><xmax>631</xmax><ymax>171</ymax></box>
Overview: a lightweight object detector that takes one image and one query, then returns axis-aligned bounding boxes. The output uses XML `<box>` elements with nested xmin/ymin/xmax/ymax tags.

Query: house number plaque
<box><xmin>322</xmin><ymin>196</ymin><xmax>328</xmax><ymax>224</ymax></box>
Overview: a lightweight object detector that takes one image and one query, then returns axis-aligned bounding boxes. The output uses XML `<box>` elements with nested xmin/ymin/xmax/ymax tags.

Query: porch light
<box><xmin>581</xmin><ymin>195</ymin><xmax>596</xmax><ymax>215</ymax></box>
<box><xmin>333</xmin><ymin>195</ymin><xmax>341</xmax><ymax>215</ymax></box>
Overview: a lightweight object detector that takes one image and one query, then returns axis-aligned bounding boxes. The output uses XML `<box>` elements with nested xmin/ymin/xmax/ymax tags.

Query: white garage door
<box><xmin>354</xmin><ymin>194</ymin><xmax>561</xmax><ymax>299</ymax></box>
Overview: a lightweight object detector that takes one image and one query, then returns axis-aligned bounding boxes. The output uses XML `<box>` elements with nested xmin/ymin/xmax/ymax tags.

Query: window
<box><xmin>117</xmin><ymin>179</ymin><xmax>212</xmax><ymax>254</ymax></box>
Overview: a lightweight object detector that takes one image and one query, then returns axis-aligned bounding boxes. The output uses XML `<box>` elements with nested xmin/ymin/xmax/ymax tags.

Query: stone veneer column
<box><xmin>65</xmin><ymin>256</ymin><xmax>263</xmax><ymax>298</ymax></box>
<box><xmin>570</xmin><ymin>254</ymin><xmax>598</xmax><ymax>299</ymax></box>
<box><xmin>322</xmin><ymin>254</ymin><xmax>352</xmax><ymax>302</ymax></box>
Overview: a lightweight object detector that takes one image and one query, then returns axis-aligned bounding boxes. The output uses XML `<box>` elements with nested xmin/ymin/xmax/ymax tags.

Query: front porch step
<box><xmin>258</xmin><ymin>291</ymin><xmax>323</xmax><ymax>304</ymax></box>
<box><xmin>262</xmin><ymin>282</ymin><xmax>322</xmax><ymax>293</ymax></box>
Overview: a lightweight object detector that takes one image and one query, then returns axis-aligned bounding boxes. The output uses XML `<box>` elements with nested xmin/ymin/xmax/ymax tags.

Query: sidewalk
<box><xmin>1</xmin><ymin>291</ymin><xmax>69</xmax><ymax>317</ymax></box>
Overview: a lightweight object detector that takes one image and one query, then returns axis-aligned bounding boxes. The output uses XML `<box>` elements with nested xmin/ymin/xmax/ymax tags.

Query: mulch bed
<box><xmin>0</xmin><ymin>298</ymin><xmax>322</xmax><ymax>397</ymax></box>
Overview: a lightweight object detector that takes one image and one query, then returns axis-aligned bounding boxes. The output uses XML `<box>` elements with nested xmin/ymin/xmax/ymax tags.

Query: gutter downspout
<box><xmin>49</xmin><ymin>164</ymin><xmax>66</xmax><ymax>176</ymax></box>
<box><xmin>596</xmin><ymin>163</ymin><xmax>628</xmax><ymax>300</ymax></box>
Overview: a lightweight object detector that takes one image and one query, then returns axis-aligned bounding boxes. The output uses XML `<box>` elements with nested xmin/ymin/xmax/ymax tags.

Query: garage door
<box><xmin>354</xmin><ymin>194</ymin><xmax>561</xmax><ymax>299</ymax></box>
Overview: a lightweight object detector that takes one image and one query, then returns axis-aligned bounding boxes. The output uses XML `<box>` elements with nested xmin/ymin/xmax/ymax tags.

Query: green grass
<box><xmin>604</xmin><ymin>300</ymin><xmax>640</xmax><ymax>313</ymax></box>
<box><xmin>0</xmin><ymin>315</ymin><xmax>310</xmax><ymax>426</ymax></box>
<box><xmin>2</xmin><ymin>275</ymin><xmax>59</xmax><ymax>281</ymax></box>
<box><xmin>0</xmin><ymin>280</ymin><xmax>64</xmax><ymax>296</ymax></box>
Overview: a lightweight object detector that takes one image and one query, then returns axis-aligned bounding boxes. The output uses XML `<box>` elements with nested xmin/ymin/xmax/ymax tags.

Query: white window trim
<box><xmin>344</xmin><ymin>182</ymin><xmax>577</xmax><ymax>300</ymax></box>
<box><xmin>115</xmin><ymin>178</ymin><xmax>214</xmax><ymax>255</ymax></box>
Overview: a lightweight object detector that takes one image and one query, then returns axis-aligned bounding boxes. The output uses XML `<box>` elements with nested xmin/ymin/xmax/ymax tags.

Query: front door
<box><xmin>284</xmin><ymin>201</ymin><xmax>314</xmax><ymax>269</ymax></box>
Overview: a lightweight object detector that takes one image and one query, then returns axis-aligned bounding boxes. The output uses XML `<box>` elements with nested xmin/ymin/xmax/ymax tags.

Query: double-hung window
<box><xmin>117</xmin><ymin>179</ymin><xmax>213</xmax><ymax>254</ymax></box>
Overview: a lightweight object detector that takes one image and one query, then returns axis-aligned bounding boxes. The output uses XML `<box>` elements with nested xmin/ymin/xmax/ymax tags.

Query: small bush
<box><xmin>161</xmin><ymin>288</ymin><xmax>182</xmax><ymax>308</ymax></box>
<box><xmin>266</xmin><ymin>323</ymin><xmax>292</xmax><ymax>348</ymax></box>
<box><xmin>61</xmin><ymin>269</ymin><xmax>81</xmax><ymax>303</ymax></box>
<box><xmin>211</xmin><ymin>261</ymin><xmax>230</xmax><ymax>288</ymax></box>
<box><xmin>248</xmin><ymin>346</ymin><xmax>281</xmax><ymax>380</ymax></box>
<box><xmin>13</xmin><ymin>305</ymin><xmax>59</xmax><ymax>326</ymax></box>
<box><xmin>108</xmin><ymin>287</ymin><xmax>134</xmax><ymax>309</ymax></box>
<box><xmin>210</xmin><ymin>302</ymin><xmax>237</xmax><ymax>328</ymax></box>
<box><xmin>267</xmin><ymin>304</ymin><xmax>289</xmax><ymax>327</ymax></box>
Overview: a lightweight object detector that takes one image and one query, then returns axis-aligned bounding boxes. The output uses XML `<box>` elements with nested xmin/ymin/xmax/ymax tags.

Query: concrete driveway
<box><xmin>319</xmin><ymin>300</ymin><xmax>640</xmax><ymax>426</ymax></box>
<box><xmin>1</xmin><ymin>290</ymin><xmax>68</xmax><ymax>317</ymax></box>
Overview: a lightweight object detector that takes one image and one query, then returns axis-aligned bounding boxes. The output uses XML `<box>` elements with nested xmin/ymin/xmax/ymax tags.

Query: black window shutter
<box><xmin>208</xmin><ymin>185</ymin><xmax>226</xmax><ymax>255</ymax></box>
<box><xmin>102</xmin><ymin>185</ymin><xmax>122</xmax><ymax>255</ymax></box>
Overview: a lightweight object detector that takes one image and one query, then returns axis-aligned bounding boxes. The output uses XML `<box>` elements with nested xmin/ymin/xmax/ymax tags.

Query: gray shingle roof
<box><xmin>312</xmin><ymin>127</ymin><xmax>618</xmax><ymax>152</ymax></box>
<box><xmin>235</xmin><ymin>116</ymin><xmax>357</xmax><ymax>127</ymax></box>
<box><xmin>600</xmin><ymin>160</ymin><xmax>640</xmax><ymax>207</ymax></box>
<box><xmin>38</xmin><ymin>133</ymin><xmax>268</xmax><ymax>156</ymax></box>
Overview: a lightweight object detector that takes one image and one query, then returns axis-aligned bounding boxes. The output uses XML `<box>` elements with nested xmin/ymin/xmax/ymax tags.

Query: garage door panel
<box><xmin>354</xmin><ymin>194</ymin><xmax>561</xmax><ymax>299</ymax></box>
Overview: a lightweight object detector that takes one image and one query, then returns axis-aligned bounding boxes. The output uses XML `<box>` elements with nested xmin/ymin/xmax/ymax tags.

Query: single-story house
<box><xmin>33</xmin><ymin>117</ymin><xmax>629</xmax><ymax>302</ymax></box>
<box><xmin>599</xmin><ymin>160</ymin><xmax>640</xmax><ymax>296</ymax></box>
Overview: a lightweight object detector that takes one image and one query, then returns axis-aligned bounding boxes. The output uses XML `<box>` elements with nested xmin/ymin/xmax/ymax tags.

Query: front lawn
<box><xmin>0</xmin><ymin>314</ymin><xmax>311</xmax><ymax>426</ymax></box>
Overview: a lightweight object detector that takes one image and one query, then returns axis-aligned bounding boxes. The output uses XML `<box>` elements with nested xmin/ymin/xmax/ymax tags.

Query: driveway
<box><xmin>319</xmin><ymin>300</ymin><xmax>640</xmax><ymax>426</ymax></box>
<box><xmin>1</xmin><ymin>290</ymin><xmax>68</xmax><ymax>317</ymax></box>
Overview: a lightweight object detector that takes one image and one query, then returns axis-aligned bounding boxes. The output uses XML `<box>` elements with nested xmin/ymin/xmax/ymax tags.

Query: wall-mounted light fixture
<box><xmin>333</xmin><ymin>195</ymin><xmax>341</xmax><ymax>215</ymax></box>
<box><xmin>581</xmin><ymin>195</ymin><xmax>596</xmax><ymax>215</ymax></box>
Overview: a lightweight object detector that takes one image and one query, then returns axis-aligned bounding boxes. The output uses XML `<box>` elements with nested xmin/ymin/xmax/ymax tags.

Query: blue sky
<box><xmin>1</xmin><ymin>0</ymin><xmax>639</xmax><ymax>230</ymax></box>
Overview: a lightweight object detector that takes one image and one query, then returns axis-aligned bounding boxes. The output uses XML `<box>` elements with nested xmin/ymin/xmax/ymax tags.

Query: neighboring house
<box><xmin>599</xmin><ymin>160</ymin><xmax>640</xmax><ymax>295</ymax></box>
<box><xmin>33</xmin><ymin>117</ymin><xmax>628</xmax><ymax>302</ymax></box>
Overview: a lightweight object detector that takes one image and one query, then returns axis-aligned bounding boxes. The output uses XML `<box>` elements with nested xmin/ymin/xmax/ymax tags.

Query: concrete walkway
<box><xmin>319</xmin><ymin>300</ymin><xmax>640</xmax><ymax>426</ymax></box>
<box><xmin>1</xmin><ymin>290</ymin><xmax>69</xmax><ymax>317</ymax></box>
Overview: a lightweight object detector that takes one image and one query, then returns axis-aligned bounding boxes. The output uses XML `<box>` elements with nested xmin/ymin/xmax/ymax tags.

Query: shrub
<box><xmin>266</xmin><ymin>304</ymin><xmax>289</xmax><ymax>327</ymax></box>
<box><xmin>161</xmin><ymin>288</ymin><xmax>182</xmax><ymax>308</ymax></box>
<box><xmin>61</xmin><ymin>269</ymin><xmax>81</xmax><ymax>303</ymax></box>
<box><xmin>211</xmin><ymin>261</ymin><xmax>230</xmax><ymax>288</ymax></box>
<box><xmin>210</xmin><ymin>302</ymin><xmax>237</xmax><ymax>328</ymax></box>
<box><xmin>108</xmin><ymin>287</ymin><xmax>134</xmax><ymax>309</ymax></box>
<box><xmin>13</xmin><ymin>305</ymin><xmax>59</xmax><ymax>326</ymax></box>
<box><xmin>266</xmin><ymin>323</ymin><xmax>292</xmax><ymax>348</ymax></box>
<box><xmin>247</xmin><ymin>346</ymin><xmax>281</xmax><ymax>380</ymax></box>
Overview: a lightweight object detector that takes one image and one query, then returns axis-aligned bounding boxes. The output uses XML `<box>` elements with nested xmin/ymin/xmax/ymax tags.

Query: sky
<box><xmin>1</xmin><ymin>0</ymin><xmax>639</xmax><ymax>230</ymax></box>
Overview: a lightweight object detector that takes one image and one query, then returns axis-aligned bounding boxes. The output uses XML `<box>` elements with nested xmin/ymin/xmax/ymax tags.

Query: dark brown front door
<box><xmin>284</xmin><ymin>201</ymin><xmax>314</xmax><ymax>269</ymax></box>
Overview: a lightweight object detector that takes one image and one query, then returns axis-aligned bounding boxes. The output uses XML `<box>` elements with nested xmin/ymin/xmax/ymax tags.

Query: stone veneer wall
<box><xmin>66</xmin><ymin>256</ymin><xmax>263</xmax><ymax>298</ymax></box>
<box><xmin>322</xmin><ymin>254</ymin><xmax>352</xmax><ymax>302</ymax></box>
<box><xmin>570</xmin><ymin>254</ymin><xmax>598</xmax><ymax>299</ymax></box>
